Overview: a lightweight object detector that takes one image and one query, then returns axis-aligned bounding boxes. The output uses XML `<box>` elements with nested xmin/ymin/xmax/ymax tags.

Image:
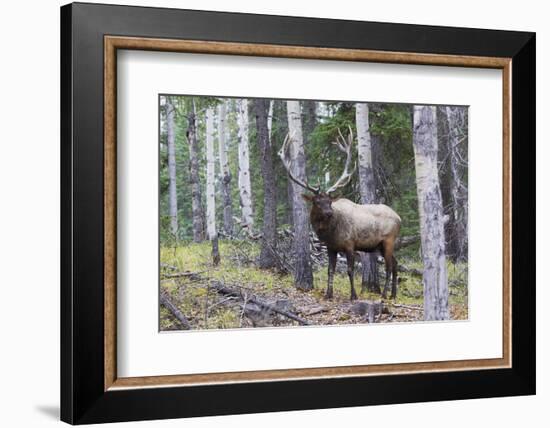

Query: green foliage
<box><xmin>158</xmin><ymin>97</ymin><xmax>462</xmax><ymax>267</ymax></box>
<box><xmin>370</xmin><ymin>104</ymin><xmax>412</xmax><ymax>142</ymax></box>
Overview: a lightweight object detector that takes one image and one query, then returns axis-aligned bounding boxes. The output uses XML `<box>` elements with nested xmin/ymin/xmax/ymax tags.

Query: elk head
<box><xmin>278</xmin><ymin>127</ymin><xmax>356</xmax><ymax>223</ymax></box>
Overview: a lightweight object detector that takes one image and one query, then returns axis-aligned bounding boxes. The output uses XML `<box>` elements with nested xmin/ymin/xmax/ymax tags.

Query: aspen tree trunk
<box><xmin>187</xmin><ymin>98</ymin><xmax>205</xmax><ymax>242</ymax></box>
<box><xmin>205</xmin><ymin>107</ymin><xmax>220</xmax><ymax>265</ymax></box>
<box><xmin>413</xmin><ymin>105</ymin><xmax>449</xmax><ymax>321</ymax></box>
<box><xmin>166</xmin><ymin>96</ymin><xmax>178</xmax><ymax>237</ymax></box>
<box><xmin>236</xmin><ymin>99</ymin><xmax>254</xmax><ymax>230</ymax></box>
<box><xmin>217</xmin><ymin>100</ymin><xmax>233</xmax><ymax>236</ymax></box>
<box><xmin>205</xmin><ymin>107</ymin><xmax>216</xmax><ymax>239</ymax></box>
<box><xmin>445</xmin><ymin>106</ymin><xmax>468</xmax><ymax>262</ymax></box>
<box><xmin>286</xmin><ymin>100</ymin><xmax>313</xmax><ymax>290</ymax></box>
<box><xmin>267</xmin><ymin>100</ymin><xmax>274</xmax><ymax>141</ymax></box>
<box><xmin>355</xmin><ymin>103</ymin><xmax>380</xmax><ymax>293</ymax></box>
<box><xmin>253</xmin><ymin>99</ymin><xmax>278</xmax><ymax>269</ymax></box>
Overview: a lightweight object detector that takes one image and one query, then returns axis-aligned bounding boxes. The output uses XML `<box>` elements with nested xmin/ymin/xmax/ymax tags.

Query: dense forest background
<box><xmin>159</xmin><ymin>95</ymin><xmax>468</xmax><ymax>330</ymax></box>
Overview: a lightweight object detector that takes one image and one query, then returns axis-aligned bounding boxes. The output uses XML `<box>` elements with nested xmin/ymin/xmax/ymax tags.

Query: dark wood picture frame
<box><xmin>61</xmin><ymin>2</ymin><xmax>535</xmax><ymax>424</ymax></box>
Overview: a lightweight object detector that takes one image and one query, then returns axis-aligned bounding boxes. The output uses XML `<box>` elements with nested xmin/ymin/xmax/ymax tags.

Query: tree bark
<box><xmin>267</xmin><ymin>100</ymin><xmax>274</xmax><ymax>141</ymax></box>
<box><xmin>166</xmin><ymin>96</ymin><xmax>178</xmax><ymax>237</ymax></box>
<box><xmin>413</xmin><ymin>105</ymin><xmax>449</xmax><ymax>321</ymax></box>
<box><xmin>217</xmin><ymin>100</ymin><xmax>234</xmax><ymax>236</ymax></box>
<box><xmin>286</xmin><ymin>100</ymin><xmax>314</xmax><ymax>290</ymax></box>
<box><xmin>187</xmin><ymin>98</ymin><xmax>205</xmax><ymax>242</ymax></box>
<box><xmin>355</xmin><ymin>103</ymin><xmax>380</xmax><ymax>292</ymax></box>
<box><xmin>254</xmin><ymin>99</ymin><xmax>278</xmax><ymax>268</ymax></box>
<box><xmin>270</xmin><ymin>101</ymin><xmax>292</xmax><ymax>226</ymax></box>
<box><xmin>205</xmin><ymin>107</ymin><xmax>216</xmax><ymax>240</ymax></box>
<box><xmin>302</xmin><ymin>101</ymin><xmax>317</xmax><ymax>143</ymax></box>
<box><xmin>236</xmin><ymin>98</ymin><xmax>254</xmax><ymax>230</ymax></box>
<box><xmin>445</xmin><ymin>106</ymin><xmax>468</xmax><ymax>262</ymax></box>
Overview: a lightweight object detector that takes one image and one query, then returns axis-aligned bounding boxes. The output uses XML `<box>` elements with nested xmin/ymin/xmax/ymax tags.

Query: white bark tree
<box><xmin>205</xmin><ymin>107</ymin><xmax>216</xmax><ymax>240</ymax></box>
<box><xmin>413</xmin><ymin>105</ymin><xmax>449</xmax><ymax>321</ymax></box>
<box><xmin>355</xmin><ymin>102</ymin><xmax>379</xmax><ymax>293</ymax></box>
<box><xmin>217</xmin><ymin>100</ymin><xmax>233</xmax><ymax>236</ymax></box>
<box><xmin>267</xmin><ymin>100</ymin><xmax>274</xmax><ymax>141</ymax></box>
<box><xmin>166</xmin><ymin>96</ymin><xmax>178</xmax><ymax>237</ymax></box>
<box><xmin>286</xmin><ymin>100</ymin><xmax>314</xmax><ymax>290</ymax></box>
<box><xmin>206</xmin><ymin>106</ymin><xmax>220</xmax><ymax>265</ymax></box>
<box><xmin>187</xmin><ymin>98</ymin><xmax>205</xmax><ymax>242</ymax></box>
<box><xmin>236</xmin><ymin>98</ymin><xmax>254</xmax><ymax>230</ymax></box>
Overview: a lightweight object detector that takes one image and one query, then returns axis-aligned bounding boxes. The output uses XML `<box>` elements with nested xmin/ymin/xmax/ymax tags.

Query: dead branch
<box><xmin>397</xmin><ymin>264</ymin><xmax>423</xmax><ymax>277</ymax></box>
<box><xmin>263</xmin><ymin>241</ymin><xmax>293</xmax><ymax>274</ymax></box>
<box><xmin>375</xmin><ymin>258</ymin><xmax>422</xmax><ymax>277</ymax></box>
<box><xmin>207</xmin><ymin>296</ymin><xmax>237</xmax><ymax>311</ymax></box>
<box><xmin>160</xmin><ymin>263</ymin><xmax>178</xmax><ymax>271</ymax></box>
<box><xmin>160</xmin><ymin>291</ymin><xmax>192</xmax><ymax>329</ymax></box>
<box><xmin>162</xmin><ymin>271</ymin><xmax>204</xmax><ymax>280</ymax></box>
<box><xmin>304</xmin><ymin>305</ymin><xmax>328</xmax><ymax>316</ymax></box>
<box><xmin>394</xmin><ymin>235</ymin><xmax>420</xmax><ymax>250</ymax></box>
<box><xmin>390</xmin><ymin>303</ymin><xmax>423</xmax><ymax>311</ymax></box>
<box><xmin>209</xmin><ymin>281</ymin><xmax>311</xmax><ymax>326</ymax></box>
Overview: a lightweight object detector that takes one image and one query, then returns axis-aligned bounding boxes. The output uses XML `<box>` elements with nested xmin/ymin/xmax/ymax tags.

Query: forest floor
<box><xmin>160</xmin><ymin>240</ymin><xmax>468</xmax><ymax>331</ymax></box>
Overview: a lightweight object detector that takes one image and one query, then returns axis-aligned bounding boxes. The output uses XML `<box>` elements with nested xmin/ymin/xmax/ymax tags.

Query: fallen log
<box><xmin>304</xmin><ymin>305</ymin><xmax>328</xmax><ymax>316</ymax></box>
<box><xmin>394</xmin><ymin>235</ymin><xmax>420</xmax><ymax>250</ymax></box>
<box><xmin>162</xmin><ymin>271</ymin><xmax>204</xmax><ymax>280</ymax></box>
<box><xmin>160</xmin><ymin>262</ymin><xmax>178</xmax><ymax>271</ymax></box>
<box><xmin>210</xmin><ymin>281</ymin><xmax>311</xmax><ymax>326</ymax></box>
<box><xmin>375</xmin><ymin>258</ymin><xmax>423</xmax><ymax>277</ymax></box>
<box><xmin>160</xmin><ymin>292</ymin><xmax>191</xmax><ymax>329</ymax></box>
<box><xmin>390</xmin><ymin>303</ymin><xmax>423</xmax><ymax>311</ymax></box>
<box><xmin>397</xmin><ymin>264</ymin><xmax>423</xmax><ymax>277</ymax></box>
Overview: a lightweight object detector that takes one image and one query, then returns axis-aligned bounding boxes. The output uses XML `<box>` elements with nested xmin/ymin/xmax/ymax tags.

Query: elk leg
<box><xmin>391</xmin><ymin>256</ymin><xmax>398</xmax><ymax>299</ymax></box>
<box><xmin>346</xmin><ymin>250</ymin><xmax>358</xmax><ymax>301</ymax></box>
<box><xmin>325</xmin><ymin>249</ymin><xmax>337</xmax><ymax>299</ymax></box>
<box><xmin>382</xmin><ymin>261</ymin><xmax>391</xmax><ymax>299</ymax></box>
<box><xmin>381</xmin><ymin>239</ymin><xmax>395</xmax><ymax>299</ymax></box>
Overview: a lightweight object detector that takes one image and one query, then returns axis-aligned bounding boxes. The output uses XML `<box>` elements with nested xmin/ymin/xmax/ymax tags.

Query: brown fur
<box><xmin>303</xmin><ymin>193</ymin><xmax>401</xmax><ymax>300</ymax></box>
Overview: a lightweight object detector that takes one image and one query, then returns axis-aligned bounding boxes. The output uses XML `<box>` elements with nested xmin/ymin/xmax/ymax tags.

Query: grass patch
<box><xmin>160</xmin><ymin>240</ymin><xmax>469</xmax><ymax>330</ymax></box>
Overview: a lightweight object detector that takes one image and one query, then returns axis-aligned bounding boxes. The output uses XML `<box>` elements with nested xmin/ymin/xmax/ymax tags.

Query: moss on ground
<box><xmin>160</xmin><ymin>240</ymin><xmax>469</xmax><ymax>331</ymax></box>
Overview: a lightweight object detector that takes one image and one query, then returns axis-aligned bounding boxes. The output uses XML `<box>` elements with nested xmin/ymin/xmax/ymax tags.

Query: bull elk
<box><xmin>279</xmin><ymin>128</ymin><xmax>401</xmax><ymax>300</ymax></box>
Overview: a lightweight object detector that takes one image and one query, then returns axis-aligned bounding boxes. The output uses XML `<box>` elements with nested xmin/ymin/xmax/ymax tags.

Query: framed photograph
<box><xmin>61</xmin><ymin>2</ymin><xmax>535</xmax><ymax>424</ymax></box>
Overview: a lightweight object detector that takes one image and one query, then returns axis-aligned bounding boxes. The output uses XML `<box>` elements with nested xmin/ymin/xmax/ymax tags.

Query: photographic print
<box><xmin>159</xmin><ymin>95</ymin><xmax>468</xmax><ymax>331</ymax></box>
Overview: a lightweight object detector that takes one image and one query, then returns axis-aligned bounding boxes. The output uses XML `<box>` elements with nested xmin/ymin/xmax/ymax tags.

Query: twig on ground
<box><xmin>210</xmin><ymin>281</ymin><xmax>311</xmax><ymax>326</ymax></box>
<box><xmin>161</xmin><ymin>263</ymin><xmax>178</xmax><ymax>271</ymax></box>
<box><xmin>390</xmin><ymin>303</ymin><xmax>423</xmax><ymax>311</ymax></box>
<box><xmin>207</xmin><ymin>296</ymin><xmax>237</xmax><ymax>311</ymax></box>
<box><xmin>162</xmin><ymin>271</ymin><xmax>204</xmax><ymax>279</ymax></box>
<box><xmin>160</xmin><ymin>291</ymin><xmax>192</xmax><ymax>330</ymax></box>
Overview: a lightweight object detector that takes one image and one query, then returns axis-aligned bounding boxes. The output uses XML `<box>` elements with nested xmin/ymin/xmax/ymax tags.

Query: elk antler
<box><xmin>278</xmin><ymin>132</ymin><xmax>321</xmax><ymax>194</ymax></box>
<box><xmin>326</xmin><ymin>126</ymin><xmax>356</xmax><ymax>194</ymax></box>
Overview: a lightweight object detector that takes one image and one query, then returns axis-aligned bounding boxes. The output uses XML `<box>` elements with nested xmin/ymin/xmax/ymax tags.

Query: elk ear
<box><xmin>302</xmin><ymin>193</ymin><xmax>314</xmax><ymax>202</ymax></box>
